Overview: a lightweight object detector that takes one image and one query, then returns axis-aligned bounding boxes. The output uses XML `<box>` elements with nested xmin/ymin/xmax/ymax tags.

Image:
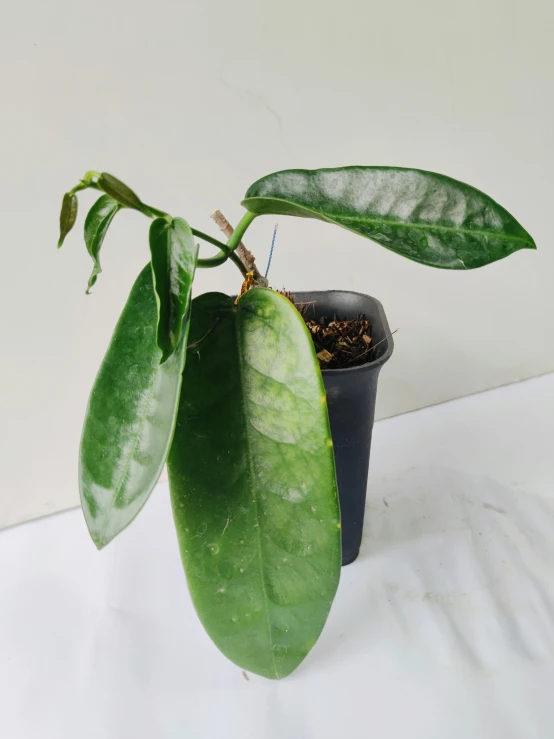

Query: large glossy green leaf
<box><xmin>242</xmin><ymin>167</ymin><xmax>536</xmax><ymax>269</ymax></box>
<box><xmin>80</xmin><ymin>264</ymin><xmax>190</xmax><ymax>548</ymax></box>
<box><xmin>167</xmin><ymin>288</ymin><xmax>341</xmax><ymax>679</ymax></box>
<box><xmin>149</xmin><ymin>217</ymin><xmax>198</xmax><ymax>362</ymax></box>
<box><xmin>83</xmin><ymin>195</ymin><xmax>121</xmax><ymax>293</ymax></box>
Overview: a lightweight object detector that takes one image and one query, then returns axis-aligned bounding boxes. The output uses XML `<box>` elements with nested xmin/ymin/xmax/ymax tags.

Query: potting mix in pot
<box><xmin>57</xmin><ymin>166</ymin><xmax>536</xmax><ymax>678</ymax></box>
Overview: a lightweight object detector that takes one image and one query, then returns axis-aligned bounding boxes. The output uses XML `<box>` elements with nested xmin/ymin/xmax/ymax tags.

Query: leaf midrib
<box><xmin>243</xmin><ymin>197</ymin><xmax>532</xmax><ymax>246</ymax></box>
<box><xmin>235</xmin><ymin>308</ymin><xmax>280</xmax><ymax>680</ymax></box>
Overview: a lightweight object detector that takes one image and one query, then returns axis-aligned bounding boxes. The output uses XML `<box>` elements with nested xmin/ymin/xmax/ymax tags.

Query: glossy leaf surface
<box><xmin>243</xmin><ymin>167</ymin><xmax>536</xmax><ymax>269</ymax></box>
<box><xmin>98</xmin><ymin>172</ymin><xmax>143</xmax><ymax>210</ymax></box>
<box><xmin>149</xmin><ymin>217</ymin><xmax>198</xmax><ymax>362</ymax></box>
<box><xmin>80</xmin><ymin>265</ymin><xmax>189</xmax><ymax>548</ymax></box>
<box><xmin>58</xmin><ymin>192</ymin><xmax>78</xmax><ymax>248</ymax></box>
<box><xmin>168</xmin><ymin>289</ymin><xmax>341</xmax><ymax>679</ymax></box>
<box><xmin>83</xmin><ymin>195</ymin><xmax>121</xmax><ymax>293</ymax></box>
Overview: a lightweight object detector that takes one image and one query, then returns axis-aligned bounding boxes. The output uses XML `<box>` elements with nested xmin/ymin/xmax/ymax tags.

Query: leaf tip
<box><xmin>159</xmin><ymin>346</ymin><xmax>174</xmax><ymax>364</ymax></box>
<box><xmin>86</xmin><ymin>271</ymin><xmax>100</xmax><ymax>294</ymax></box>
<box><xmin>526</xmin><ymin>237</ymin><xmax>538</xmax><ymax>251</ymax></box>
<box><xmin>88</xmin><ymin>529</ymin><xmax>107</xmax><ymax>550</ymax></box>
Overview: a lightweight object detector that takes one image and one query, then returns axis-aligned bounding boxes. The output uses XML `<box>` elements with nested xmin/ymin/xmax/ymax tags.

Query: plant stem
<box><xmin>69</xmin><ymin>170</ymin><xmax>101</xmax><ymax>196</ymax></box>
<box><xmin>138</xmin><ymin>204</ymin><xmax>243</xmax><ymax>273</ymax></box>
<box><xmin>196</xmin><ymin>250</ymin><xmax>246</xmax><ymax>278</ymax></box>
<box><xmin>191</xmin><ymin>229</ymin><xmax>229</xmax><ymax>253</ymax></box>
<box><xmin>211</xmin><ymin>210</ymin><xmax>268</xmax><ymax>287</ymax></box>
<box><xmin>226</xmin><ymin>211</ymin><xmax>257</xmax><ymax>251</ymax></box>
<box><xmin>196</xmin><ymin>249</ymin><xmax>247</xmax><ymax>278</ymax></box>
<box><xmin>141</xmin><ymin>206</ymin><xmax>229</xmax><ymax>253</ymax></box>
<box><xmin>140</xmin><ymin>203</ymin><xmax>169</xmax><ymax>219</ymax></box>
<box><xmin>229</xmin><ymin>251</ymin><xmax>248</xmax><ymax>277</ymax></box>
<box><xmin>198</xmin><ymin>211</ymin><xmax>258</xmax><ymax>270</ymax></box>
<box><xmin>197</xmin><ymin>251</ymin><xmax>228</xmax><ymax>268</ymax></box>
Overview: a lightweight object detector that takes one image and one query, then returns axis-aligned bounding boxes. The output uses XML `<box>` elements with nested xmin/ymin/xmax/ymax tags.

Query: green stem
<box><xmin>229</xmin><ymin>251</ymin><xmax>248</xmax><ymax>277</ymax></box>
<box><xmin>191</xmin><ymin>229</ymin><xmax>229</xmax><ymax>254</ymax></box>
<box><xmin>192</xmin><ymin>226</ymin><xmax>247</xmax><ymax>277</ymax></box>
<box><xmin>196</xmin><ymin>210</ymin><xmax>257</xmax><ymax>269</ymax></box>
<box><xmin>69</xmin><ymin>170</ymin><xmax>101</xmax><ymax>197</ymax></box>
<box><xmin>123</xmin><ymin>193</ymin><xmax>251</xmax><ymax>277</ymax></box>
<box><xmin>141</xmin><ymin>207</ymin><xmax>229</xmax><ymax>254</ymax></box>
<box><xmin>226</xmin><ymin>211</ymin><xmax>257</xmax><ymax>251</ymax></box>
<box><xmin>197</xmin><ymin>250</ymin><xmax>248</xmax><ymax>276</ymax></box>
<box><xmin>140</xmin><ymin>203</ymin><xmax>169</xmax><ymax>219</ymax></box>
<box><xmin>197</xmin><ymin>251</ymin><xmax>228</xmax><ymax>268</ymax></box>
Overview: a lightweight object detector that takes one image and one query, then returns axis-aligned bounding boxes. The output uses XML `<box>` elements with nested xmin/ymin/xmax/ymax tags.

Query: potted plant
<box><xmin>57</xmin><ymin>166</ymin><xmax>535</xmax><ymax>679</ymax></box>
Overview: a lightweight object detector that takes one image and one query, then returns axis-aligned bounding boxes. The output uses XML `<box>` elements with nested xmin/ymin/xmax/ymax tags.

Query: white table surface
<box><xmin>2</xmin><ymin>373</ymin><xmax>554</xmax><ymax>739</ymax></box>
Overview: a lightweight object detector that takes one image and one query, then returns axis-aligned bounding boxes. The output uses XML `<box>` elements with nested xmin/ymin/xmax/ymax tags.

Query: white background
<box><xmin>2</xmin><ymin>375</ymin><xmax>554</xmax><ymax>738</ymax></box>
<box><xmin>1</xmin><ymin>0</ymin><xmax>552</xmax><ymax>526</ymax></box>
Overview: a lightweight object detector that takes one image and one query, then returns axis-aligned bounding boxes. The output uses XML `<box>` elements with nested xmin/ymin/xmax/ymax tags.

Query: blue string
<box><xmin>265</xmin><ymin>224</ymin><xmax>278</xmax><ymax>278</ymax></box>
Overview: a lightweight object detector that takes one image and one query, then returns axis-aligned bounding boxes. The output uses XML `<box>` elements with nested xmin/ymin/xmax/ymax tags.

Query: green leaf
<box><xmin>58</xmin><ymin>192</ymin><xmax>78</xmax><ymax>248</ymax></box>
<box><xmin>242</xmin><ymin>167</ymin><xmax>536</xmax><ymax>269</ymax></box>
<box><xmin>83</xmin><ymin>195</ymin><xmax>121</xmax><ymax>293</ymax></box>
<box><xmin>80</xmin><ymin>264</ymin><xmax>190</xmax><ymax>549</ymax></box>
<box><xmin>98</xmin><ymin>172</ymin><xmax>143</xmax><ymax>210</ymax></box>
<box><xmin>167</xmin><ymin>289</ymin><xmax>341</xmax><ymax>679</ymax></box>
<box><xmin>149</xmin><ymin>217</ymin><xmax>199</xmax><ymax>362</ymax></box>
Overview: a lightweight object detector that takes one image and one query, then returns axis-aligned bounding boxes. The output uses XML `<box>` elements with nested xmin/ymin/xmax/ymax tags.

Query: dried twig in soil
<box><xmin>278</xmin><ymin>290</ymin><xmax>392</xmax><ymax>369</ymax></box>
<box><xmin>306</xmin><ymin>314</ymin><xmax>374</xmax><ymax>369</ymax></box>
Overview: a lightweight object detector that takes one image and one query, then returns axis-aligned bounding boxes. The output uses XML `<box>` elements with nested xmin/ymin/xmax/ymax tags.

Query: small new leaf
<box><xmin>84</xmin><ymin>195</ymin><xmax>121</xmax><ymax>293</ymax></box>
<box><xmin>149</xmin><ymin>217</ymin><xmax>199</xmax><ymax>362</ymax></box>
<box><xmin>58</xmin><ymin>193</ymin><xmax>78</xmax><ymax>248</ymax></box>
<box><xmin>98</xmin><ymin>172</ymin><xmax>143</xmax><ymax>210</ymax></box>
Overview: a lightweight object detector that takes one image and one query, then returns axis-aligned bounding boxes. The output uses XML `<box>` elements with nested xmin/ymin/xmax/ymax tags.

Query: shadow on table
<box><xmin>313</xmin><ymin>466</ymin><xmax>554</xmax><ymax>671</ymax></box>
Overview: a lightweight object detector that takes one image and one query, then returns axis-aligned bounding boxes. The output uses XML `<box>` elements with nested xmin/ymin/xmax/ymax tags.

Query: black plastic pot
<box><xmin>295</xmin><ymin>291</ymin><xmax>394</xmax><ymax>566</ymax></box>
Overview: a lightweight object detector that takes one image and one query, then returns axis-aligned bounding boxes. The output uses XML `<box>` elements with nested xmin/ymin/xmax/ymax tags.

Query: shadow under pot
<box><xmin>294</xmin><ymin>291</ymin><xmax>394</xmax><ymax>566</ymax></box>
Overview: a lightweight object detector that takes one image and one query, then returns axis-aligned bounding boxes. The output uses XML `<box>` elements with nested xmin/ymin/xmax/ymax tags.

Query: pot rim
<box><xmin>292</xmin><ymin>289</ymin><xmax>394</xmax><ymax>375</ymax></box>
